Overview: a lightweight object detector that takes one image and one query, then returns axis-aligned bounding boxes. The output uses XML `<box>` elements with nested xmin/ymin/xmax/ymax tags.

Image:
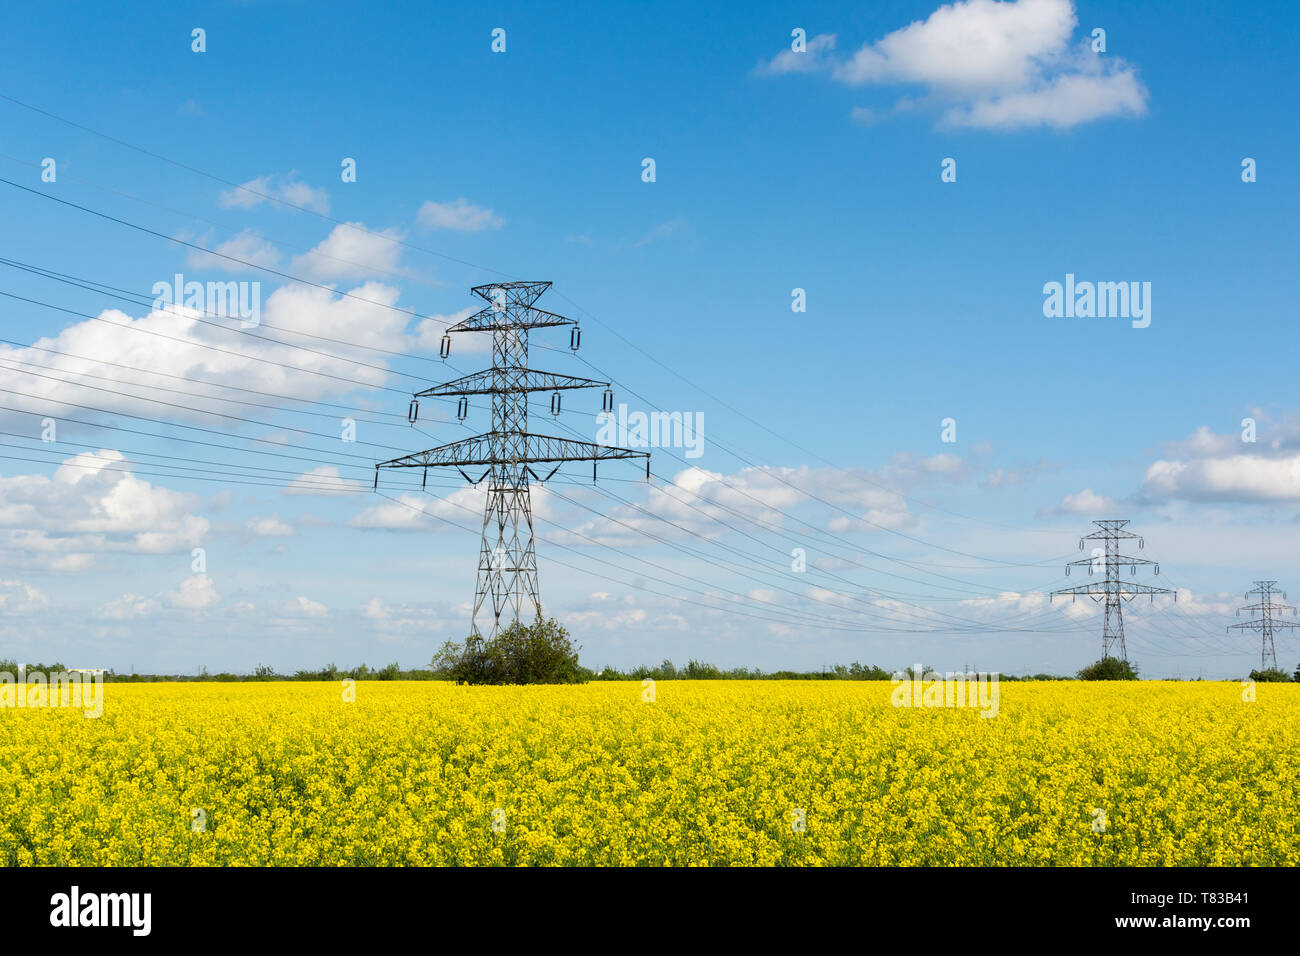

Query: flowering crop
<box><xmin>1</xmin><ymin>680</ymin><xmax>1294</xmax><ymax>865</ymax></box>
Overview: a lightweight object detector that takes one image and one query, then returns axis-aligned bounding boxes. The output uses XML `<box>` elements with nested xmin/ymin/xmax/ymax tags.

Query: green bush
<box><xmin>1077</xmin><ymin>657</ymin><xmax>1140</xmax><ymax>680</ymax></box>
<box><xmin>432</xmin><ymin>617</ymin><xmax>586</xmax><ymax>685</ymax></box>
<box><xmin>1248</xmin><ymin>667</ymin><xmax>1292</xmax><ymax>683</ymax></box>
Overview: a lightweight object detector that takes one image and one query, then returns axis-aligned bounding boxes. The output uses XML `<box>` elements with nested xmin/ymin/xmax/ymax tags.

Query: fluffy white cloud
<box><xmin>564</xmin><ymin>590</ymin><xmax>686</xmax><ymax>632</ymax></box>
<box><xmin>283</xmin><ymin>466</ymin><xmax>368</xmax><ymax>497</ymax></box>
<box><xmin>170</xmin><ymin>574</ymin><xmax>220</xmax><ymax>610</ymax></box>
<box><xmin>100</xmin><ymin>593</ymin><xmax>158</xmax><ymax>620</ymax></box>
<box><xmin>958</xmin><ymin>589</ymin><xmax>1050</xmax><ymax>614</ymax></box>
<box><xmin>1162</xmin><ymin>425</ymin><xmax>1246</xmax><ymax>459</ymax></box>
<box><xmin>289</xmin><ymin>222</ymin><xmax>406</xmax><ymax>281</ymax></box>
<box><xmin>417</xmin><ymin>199</ymin><xmax>503</xmax><ymax>232</ymax></box>
<box><xmin>0</xmin><ymin>451</ymin><xmax>209</xmax><ymax>571</ymax></box>
<box><xmin>0</xmin><ymin>580</ymin><xmax>49</xmax><ymax>614</ymax></box>
<box><xmin>414</xmin><ymin>308</ymin><xmax>487</xmax><ymax>355</ymax></box>
<box><xmin>833</xmin><ymin>0</ymin><xmax>1076</xmax><ymax>92</ymax></box>
<box><xmin>1054</xmin><ymin>487</ymin><xmax>1119</xmax><ymax>514</ymax></box>
<box><xmin>350</xmin><ymin>485</ymin><xmax>487</xmax><ymax>531</ymax></box>
<box><xmin>99</xmin><ymin>573</ymin><xmax>219</xmax><ymax>618</ymax></box>
<box><xmin>359</xmin><ymin>597</ymin><xmax>458</xmax><ymax>639</ymax></box>
<box><xmin>757</xmin><ymin>32</ymin><xmax>838</xmax><ymax>75</ymax></box>
<box><xmin>759</xmin><ymin>0</ymin><xmax>1148</xmax><ymax>131</ymax></box>
<box><xmin>246</xmin><ymin>514</ymin><xmax>294</xmax><ymax>537</ymax></box>
<box><xmin>0</xmin><ymin>280</ymin><xmax>414</xmax><ymax>430</ymax></box>
<box><xmin>219</xmin><ymin>174</ymin><xmax>330</xmax><ymax>214</ymax></box>
<box><xmin>281</xmin><ymin>595</ymin><xmax>327</xmax><ymax>617</ymax></box>
<box><xmin>1142</xmin><ymin>455</ymin><xmax>1300</xmax><ymax>503</ymax></box>
<box><xmin>553</xmin><ymin>450</ymin><xmax>1016</xmax><ymax>549</ymax></box>
<box><xmin>1165</xmin><ymin>587</ymin><xmax>1234</xmax><ymax>617</ymax></box>
<box><xmin>186</xmin><ymin>230</ymin><xmax>281</xmax><ymax>272</ymax></box>
<box><xmin>943</xmin><ymin>68</ymin><xmax>1148</xmax><ymax>129</ymax></box>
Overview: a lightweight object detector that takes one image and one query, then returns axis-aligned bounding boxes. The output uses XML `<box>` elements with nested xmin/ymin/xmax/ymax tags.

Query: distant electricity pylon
<box><xmin>374</xmin><ymin>282</ymin><xmax>649</xmax><ymax>637</ymax></box>
<box><xmin>1228</xmin><ymin>581</ymin><xmax>1298</xmax><ymax>671</ymax></box>
<box><xmin>1051</xmin><ymin>519</ymin><xmax>1173</xmax><ymax>662</ymax></box>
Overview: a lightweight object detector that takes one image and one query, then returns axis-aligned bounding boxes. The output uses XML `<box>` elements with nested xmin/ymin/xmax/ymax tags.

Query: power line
<box><xmin>0</xmin><ymin>90</ymin><xmax>1066</xmax><ymax>551</ymax></box>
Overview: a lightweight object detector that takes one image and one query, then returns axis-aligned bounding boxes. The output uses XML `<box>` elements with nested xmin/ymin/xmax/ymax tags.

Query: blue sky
<box><xmin>0</xmin><ymin>0</ymin><xmax>1297</xmax><ymax>677</ymax></box>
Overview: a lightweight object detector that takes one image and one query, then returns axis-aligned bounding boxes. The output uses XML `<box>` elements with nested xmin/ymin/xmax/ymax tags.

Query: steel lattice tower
<box><xmin>1051</xmin><ymin>519</ymin><xmax>1173</xmax><ymax>661</ymax></box>
<box><xmin>1228</xmin><ymin>580</ymin><xmax>1298</xmax><ymax>671</ymax></box>
<box><xmin>374</xmin><ymin>282</ymin><xmax>649</xmax><ymax>637</ymax></box>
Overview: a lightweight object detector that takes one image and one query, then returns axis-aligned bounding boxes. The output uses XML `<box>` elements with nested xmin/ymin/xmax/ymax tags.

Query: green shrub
<box><xmin>432</xmin><ymin>617</ymin><xmax>585</xmax><ymax>685</ymax></box>
<box><xmin>1248</xmin><ymin>667</ymin><xmax>1291</xmax><ymax>683</ymax></box>
<box><xmin>1077</xmin><ymin>657</ymin><xmax>1140</xmax><ymax>680</ymax></box>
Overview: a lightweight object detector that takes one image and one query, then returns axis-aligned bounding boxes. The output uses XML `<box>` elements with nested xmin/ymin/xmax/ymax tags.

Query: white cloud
<box><xmin>169</xmin><ymin>574</ymin><xmax>220</xmax><ymax>610</ymax></box>
<box><xmin>759</xmin><ymin>0</ymin><xmax>1148</xmax><ymax>131</ymax></box>
<box><xmin>1054</xmin><ymin>487</ymin><xmax>1119</xmax><ymax>514</ymax></box>
<box><xmin>219</xmin><ymin>174</ymin><xmax>330</xmax><ymax>214</ymax></box>
<box><xmin>289</xmin><ymin>222</ymin><xmax>406</xmax><ymax>281</ymax></box>
<box><xmin>826</xmin><ymin>505</ymin><xmax>916</xmax><ymax>533</ymax></box>
<box><xmin>1163</xmin><ymin>424</ymin><xmax>1259</xmax><ymax>460</ymax></box>
<box><xmin>0</xmin><ymin>580</ymin><xmax>49</xmax><ymax>614</ymax></box>
<box><xmin>565</xmin><ymin>591</ymin><xmax>681</xmax><ymax>632</ymax></box>
<box><xmin>958</xmin><ymin>589</ymin><xmax>1050</xmax><ymax>614</ymax></box>
<box><xmin>417</xmin><ymin>199</ymin><xmax>504</xmax><ymax>232</ymax></box>
<box><xmin>246</xmin><ymin>514</ymin><xmax>294</xmax><ymax>537</ymax></box>
<box><xmin>943</xmin><ymin>68</ymin><xmax>1148</xmax><ymax>130</ymax></box>
<box><xmin>833</xmin><ymin>0</ymin><xmax>1077</xmax><ymax>92</ymax></box>
<box><xmin>414</xmin><ymin>308</ymin><xmax>484</xmax><ymax>355</ymax></box>
<box><xmin>283</xmin><ymin>466</ymin><xmax>368</xmax><ymax>497</ymax></box>
<box><xmin>1166</xmin><ymin>587</ymin><xmax>1234</xmax><ymax>617</ymax></box>
<box><xmin>0</xmin><ymin>451</ymin><xmax>209</xmax><ymax>571</ymax></box>
<box><xmin>186</xmin><ymin>230</ymin><xmax>280</xmax><ymax>272</ymax></box>
<box><xmin>358</xmin><ymin>597</ymin><xmax>456</xmax><ymax>638</ymax></box>
<box><xmin>350</xmin><ymin>486</ymin><xmax>482</xmax><ymax>531</ymax></box>
<box><xmin>100</xmin><ymin>593</ymin><xmax>158</xmax><ymax>620</ymax></box>
<box><xmin>0</xmin><ymin>280</ymin><xmax>415</xmax><ymax>430</ymax></box>
<box><xmin>281</xmin><ymin>595</ymin><xmax>327</xmax><ymax>617</ymax></box>
<box><xmin>556</xmin><ymin>450</ymin><xmax>1015</xmax><ymax>549</ymax></box>
<box><xmin>278</xmin><ymin>180</ymin><xmax>330</xmax><ymax>212</ymax></box>
<box><xmin>1142</xmin><ymin>455</ymin><xmax>1300</xmax><ymax>503</ymax></box>
<box><xmin>100</xmin><ymin>573</ymin><xmax>219</xmax><ymax>618</ymax></box>
<box><xmin>756</xmin><ymin>33</ymin><xmax>838</xmax><ymax>75</ymax></box>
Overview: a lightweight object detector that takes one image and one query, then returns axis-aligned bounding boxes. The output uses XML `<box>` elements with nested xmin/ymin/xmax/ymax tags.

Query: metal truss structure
<box><xmin>1228</xmin><ymin>580</ymin><xmax>1298</xmax><ymax>671</ymax></box>
<box><xmin>1051</xmin><ymin>519</ymin><xmax>1173</xmax><ymax>662</ymax></box>
<box><xmin>375</xmin><ymin>281</ymin><xmax>649</xmax><ymax>637</ymax></box>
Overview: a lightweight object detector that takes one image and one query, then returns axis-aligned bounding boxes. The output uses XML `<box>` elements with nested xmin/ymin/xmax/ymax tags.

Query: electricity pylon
<box><xmin>1051</xmin><ymin>519</ymin><xmax>1173</xmax><ymax>662</ymax></box>
<box><xmin>1228</xmin><ymin>580</ymin><xmax>1298</xmax><ymax>671</ymax></box>
<box><xmin>374</xmin><ymin>281</ymin><xmax>649</xmax><ymax>637</ymax></box>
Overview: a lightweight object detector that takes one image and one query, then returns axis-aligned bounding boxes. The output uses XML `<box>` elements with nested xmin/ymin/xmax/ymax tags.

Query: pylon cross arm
<box><xmin>448</xmin><ymin>304</ymin><xmax>576</xmax><ymax>333</ymax></box>
<box><xmin>376</xmin><ymin>431</ymin><xmax>648</xmax><ymax>470</ymax></box>
<box><xmin>417</xmin><ymin>368</ymin><xmax>608</xmax><ymax>398</ymax></box>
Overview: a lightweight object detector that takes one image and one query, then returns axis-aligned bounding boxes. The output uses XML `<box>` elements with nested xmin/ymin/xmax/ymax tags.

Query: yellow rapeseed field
<box><xmin>1</xmin><ymin>680</ymin><xmax>1295</xmax><ymax>866</ymax></box>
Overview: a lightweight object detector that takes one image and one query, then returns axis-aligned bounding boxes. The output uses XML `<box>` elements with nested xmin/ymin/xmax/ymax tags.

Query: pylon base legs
<box><xmin>470</xmin><ymin>478</ymin><xmax>539</xmax><ymax>638</ymax></box>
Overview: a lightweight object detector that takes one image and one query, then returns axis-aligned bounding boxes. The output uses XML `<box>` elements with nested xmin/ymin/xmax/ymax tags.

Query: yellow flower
<box><xmin>0</xmin><ymin>680</ymin><xmax>1293</xmax><ymax>865</ymax></box>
